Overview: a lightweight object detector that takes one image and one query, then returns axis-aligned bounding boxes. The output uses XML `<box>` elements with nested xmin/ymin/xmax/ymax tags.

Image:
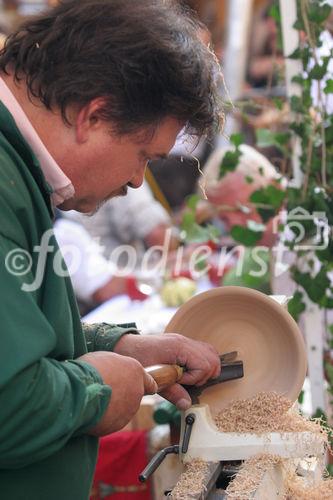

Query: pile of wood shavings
<box><xmin>284</xmin><ymin>471</ymin><xmax>333</xmax><ymax>499</ymax></box>
<box><xmin>225</xmin><ymin>454</ymin><xmax>282</xmax><ymax>500</ymax></box>
<box><xmin>168</xmin><ymin>459</ymin><xmax>209</xmax><ymax>499</ymax></box>
<box><xmin>226</xmin><ymin>455</ymin><xmax>333</xmax><ymax>500</ymax></box>
<box><xmin>215</xmin><ymin>392</ymin><xmax>327</xmax><ymax>437</ymax></box>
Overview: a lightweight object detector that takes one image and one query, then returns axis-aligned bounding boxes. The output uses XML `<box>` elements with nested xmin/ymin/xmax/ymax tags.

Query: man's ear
<box><xmin>75</xmin><ymin>98</ymin><xmax>108</xmax><ymax>143</ymax></box>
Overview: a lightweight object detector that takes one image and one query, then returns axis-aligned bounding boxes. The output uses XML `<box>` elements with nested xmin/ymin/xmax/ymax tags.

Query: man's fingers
<box><xmin>143</xmin><ymin>372</ymin><xmax>158</xmax><ymax>395</ymax></box>
<box><xmin>179</xmin><ymin>354</ymin><xmax>220</xmax><ymax>386</ymax></box>
<box><xmin>159</xmin><ymin>384</ymin><xmax>192</xmax><ymax>411</ymax></box>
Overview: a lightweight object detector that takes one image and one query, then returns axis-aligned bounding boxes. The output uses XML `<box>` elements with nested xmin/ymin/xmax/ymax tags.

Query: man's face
<box><xmin>58</xmin><ymin>112</ymin><xmax>182</xmax><ymax>213</ymax></box>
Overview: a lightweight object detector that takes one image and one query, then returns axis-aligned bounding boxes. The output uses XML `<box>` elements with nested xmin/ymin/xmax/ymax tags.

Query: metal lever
<box><xmin>139</xmin><ymin>445</ymin><xmax>179</xmax><ymax>483</ymax></box>
<box><xmin>181</xmin><ymin>413</ymin><xmax>196</xmax><ymax>453</ymax></box>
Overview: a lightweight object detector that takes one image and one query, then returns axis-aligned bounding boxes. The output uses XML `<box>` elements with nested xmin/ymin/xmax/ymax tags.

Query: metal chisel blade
<box><xmin>219</xmin><ymin>351</ymin><xmax>238</xmax><ymax>363</ymax></box>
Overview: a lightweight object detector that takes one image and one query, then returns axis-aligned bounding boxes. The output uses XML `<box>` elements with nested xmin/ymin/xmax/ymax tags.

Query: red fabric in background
<box><xmin>91</xmin><ymin>431</ymin><xmax>151</xmax><ymax>500</ymax></box>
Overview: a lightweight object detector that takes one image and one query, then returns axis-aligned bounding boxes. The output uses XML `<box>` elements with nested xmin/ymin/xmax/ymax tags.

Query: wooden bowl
<box><xmin>164</xmin><ymin>286</ymin><xmax>307</xmax><ymax>417</ymax></box>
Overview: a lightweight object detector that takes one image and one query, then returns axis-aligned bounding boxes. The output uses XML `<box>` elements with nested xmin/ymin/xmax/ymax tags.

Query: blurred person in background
<box><xmin>196</xmin><ymin>144</ymin><xmax>285</xmax><ymax>293</ymax></box>
<box><xmin>66</xmin><ymin>179</ymin><xmax>179</xmax><ymax>263</ymax></box>
<box><xmin>246</xmin><ymin>1</ymin><xmax>284</xmax><ymax>90</ymax></box>
<box><xmin>53</xmin><ymin>218</ymin><xmax>130</xmax><ymax>307</ymax></box>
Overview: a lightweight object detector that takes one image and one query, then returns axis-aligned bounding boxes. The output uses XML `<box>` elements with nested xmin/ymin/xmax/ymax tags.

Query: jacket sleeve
<box><xmin>83</xmin><ymin>322</ymin><xmax>140</xmax><ymax>352</ymax></box>
<box><xmin>0</xmin><ymin>235</ymin><xmax>111</xmax><ymax>469</ymax></box>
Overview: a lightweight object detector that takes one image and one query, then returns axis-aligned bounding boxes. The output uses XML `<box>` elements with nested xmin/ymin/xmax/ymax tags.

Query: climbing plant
<box><xmin>180</xmin><ymin>0</ymin><xmax>333</xmax><ymax>418</ymax></box>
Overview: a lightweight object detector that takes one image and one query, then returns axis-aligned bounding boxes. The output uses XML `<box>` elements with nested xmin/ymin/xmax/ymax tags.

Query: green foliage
<box><xmin>180</xmin><ymin>195</ymin><xmax>220</xmax><ymax>244</ymax></box>
<box><xmin>308</xmin><ymin>56</ymin><xmax>330</xmax><ymax>80</ymax></box>
<box><xmin>222</xmin><ymin>247</ymin><xmax>271</xmax><ymax>294</ymax></box>
<box><xmin>292</xmin><ymin>267</ymin><xmax>332</xmax><ymax>306</ymax></box>
<box><xmin>288</xmin><ymin>291</ymin><xmax>306</xmax><ymax>322</ymax></box>
<box><xmin>326</xmin><ymin>363</ymin><xmax>333</xmax><ymax>395</ymax></box>
<box><xmin>230</xmin><ymin>133</ymin><xmax>245</xmax><ymax>148</ymax></box>
<box><xmin>249</xmin><ymin>185</ymin><xmax>286</xmax><ymax>222</ymax></box>
<box><xmin>298</xmin><ymin>389</ymin><xmax>305</xmax><ymax>404</ymax></box>
<box><xmin>219</xmin><ymin>149</ymin><xmax>242</xmax><ymax>178</ymax></box>
<box><xmin>256</xmin><ymin>128</ymin><xmax>290</xmax><ymax>153</ymax></box>
<box><xmin>186</xmin><ymin>193</ymin><xmax>200</xmax><ymax>211</ymax></box>
<box><xmin>230</xmin><ymin>225</ymin><xmax>263</xmax><ymax>246</ymax></box>
<box><xmin>327</xmin><ymin>464</ymin><xmax>333</xmax><ymax>477</ymax></box>
<box><xmin>324</xmin><ymin>79</ymin><xmax>333</xmax><ymax>94</ymax></box>
<box><xmin>218</xmin><ymin>133</ymin><xmax>245</xmax><ymax>179</ymax></box>
<box><xmin>307</xmin><ymin>2</ymin><xmax>332</xmax><ymax>24</ymax></box>
<box><xmin>329</xmin><ymin>324</ymin><xmax>333</xmax><ymax>349</ymax></box>
<box><xmin>180</xmin><ymin>0</ymin><xmax>333</xmax><ymax>416</ymax></box>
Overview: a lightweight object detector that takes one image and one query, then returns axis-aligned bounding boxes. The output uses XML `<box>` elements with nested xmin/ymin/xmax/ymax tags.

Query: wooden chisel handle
<box><xmin>145</xmin><ymin>364</ymin><xmax>184</xmax><ymax>392</ymax></box>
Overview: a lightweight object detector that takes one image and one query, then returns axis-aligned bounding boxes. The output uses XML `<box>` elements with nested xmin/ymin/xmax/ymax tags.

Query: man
<box><xmin>0</xmin><ymin>1</ymin><xmax>223</xmax><ymax>498</ymax></box>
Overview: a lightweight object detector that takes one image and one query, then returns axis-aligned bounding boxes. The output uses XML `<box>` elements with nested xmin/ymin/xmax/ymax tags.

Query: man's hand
<box><xmin>78</xmin><ymin>351</ymin><xmax>157</xmax><ymax>435</ymax></box>
<box><xmin>114</xmin><ymin>334</ymin><xmax>221</xmax><ymax>411</ymax></box>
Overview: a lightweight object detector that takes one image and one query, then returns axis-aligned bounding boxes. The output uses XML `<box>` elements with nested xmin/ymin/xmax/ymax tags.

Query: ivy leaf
<box><xmin>230</xmin><ymin>133</ymin><xmax>244</xmax><ymax>148</ymax></box>
<box><xmin>219</xmin><ymin>149</ymin><xmax>242</xmax><ymax>178</ymax></box>
<box><xmin>256</xmin><ymin>128</ymin><xmax>290</xmax><ymax>152</ymax></box>
<box><xmin>288</xmin><ymin>291</ymin><xmax>306</xmax><ymax>322</ymax></box>
<box><xmin>249</xmin><ymin>185</ymin><xmax>286</xmax><ymax>222</ymax></box>
<box><xmin>181</xmin><ymin>210</ymin><xmax>196</xmax><ymax>229</ymax></box>
<box><xmin>329</xmin><ymin>324</ymin><xmax>333</xmax><ymax>348</ymax></box>
<box><xmin>204</xmin><ymin>224</ymin><xmax>220</xmax><ymax>243</ymax></box>
<box><xmin>186</xmin><ymin>193</ymin><xmax>200</xmax><ymax>211</ymax></box>
<box><xmin>272</xmin><ymin>97</ymin><xmax>284</xmax><ymax>110</ymax></box>
<box><xmin>180</xmin><ymin>210</ymin><xmax>221</xmax><ymax>244</ymax></box>
<box><xmin>292</xmin><ymin>74</ymin><xmax>305</xmax><ymax>85</ymax></box>
<box><xmin>290</xmin><ymin>95</ymin><xmax>304</xmax><ymax>113</ymax></box>
<box><xmin>308</xmin><ymin>61</ymin><xmax>329</xmax><ymax>80</ymax></box>
<box><xmin>269</xmin><ymin>3</ymin><xmax>280</xmax><ymax>23</ymax></box>
<box><xmin>316</xmin><ymin>239</ymin><xmax>333</xmax><ymax>263</ymax></box>
<box><xmin>325</xmin><ymin>363</ymin><xmax>333</xmax><ymax>387</ymax></box>
<box><xmin>288</xmin><ymin>47</ymin><xmax>302</xmax><ymax>60</ymax></box>
<box><xmin>308</xmin><ymin>3</ymin><xmax>332</xmax><ymax>23</ymax></box>
<box><xmin>256</xmin><ymin>128</ymin><xmax>276</xmax><ymax>148</ymax></box>
<box><xmin>245</xmin><ymin>175</ymin><xmax>254</xmax><ymax>184</ymax></box>
<box><xmin>250</xmin><ymin>185</ymin><xmax>285</xmax><ymax>209</ymax></box>
<box><xmin>230</xmin><ymin>225</ymin><xmax>263</xmax><ymax>246</ymax></box>
<box><xmin>324</xmin><ymin>79</ymin><xmax>333</xmax><ymax>94</ymax></box>
<box><xmin>298</xmin><ymin>390</ymin><xmax>304</xmax><ymax>404</ymax></box>
<box><xmin>292</xmin><ymin>267</ymin><xmax>330</xmax><ymax>305</ymax></box>
<box><xmin>180</xmin><ymin>221</ymin><xmax>220</xmax><ymax>244</ymax></box>
<box><xmin>293</xmin><ymin>18</ymin><xmax>305</xmax><ymax>31</ymax></box>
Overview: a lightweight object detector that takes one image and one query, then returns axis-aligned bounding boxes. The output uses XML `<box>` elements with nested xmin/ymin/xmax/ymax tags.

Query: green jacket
<box><xmin>0</xmin><ymin>102</ymin><xmax>137</xmax><ymax>499</ymax></box>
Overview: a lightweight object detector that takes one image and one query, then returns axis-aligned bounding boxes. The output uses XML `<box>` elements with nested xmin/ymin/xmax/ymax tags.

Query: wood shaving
<box><xmin>284</xmin><ymin>471</ymin><xmax>333</xmax><ymax>499</ymax></box>
<box><xmin>171</xmin><ymin>393</ymin><xmax>331</xmax><ymax>499</ymax></box>
<box><xmin>168</xmin><ymin>459</ymin><xmax>209</xmax><ymax>499</ymax></box>
<box><xmin>215</xmin><ymin>392</ymin><xmax>328</xmax><ymax>439</ymax></box>
<box><xmin>226</xmin><ymin>455</ymin><xmax>333</xmax><ymax>500</ymax></box>
<box><xmin>225</xmin><ymin>454</ymin><xmax>282</xmax><ymax>500</ymax></box>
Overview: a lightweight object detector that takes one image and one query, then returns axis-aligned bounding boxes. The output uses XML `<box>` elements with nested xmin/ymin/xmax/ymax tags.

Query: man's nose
<box><xmin>128</xmin><ymin>164</ymin><xmax>146</xmax><ymax>189</ymax></box>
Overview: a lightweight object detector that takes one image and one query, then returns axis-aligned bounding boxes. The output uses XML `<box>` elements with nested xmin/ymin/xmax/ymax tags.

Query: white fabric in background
<box><xmin>65</xmin><ymin>180</ymin><xmax>170</xmax><ymax>259</ymax></box>
<box><xmin>54</xmin><ymin>219</ymin><xmax>114</xmax><ymax>302</ymax></box>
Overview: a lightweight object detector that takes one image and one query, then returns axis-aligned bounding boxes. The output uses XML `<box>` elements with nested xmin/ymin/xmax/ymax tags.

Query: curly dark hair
<box><xmin>0</xmin><ymin>0</ymin><xmax>224</xmax><ymax>138</ymax></box>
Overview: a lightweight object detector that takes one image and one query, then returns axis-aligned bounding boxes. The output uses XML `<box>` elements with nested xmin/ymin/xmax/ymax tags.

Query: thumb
<box><xmin>143</xmin><ymin>371</ymin><xmax>158</xmax><ymax>395</ymax></box>
<box><xmin>159</xmin><ymin>384</ymin><xmax>192</xmax><ymax>411</ymax></box>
